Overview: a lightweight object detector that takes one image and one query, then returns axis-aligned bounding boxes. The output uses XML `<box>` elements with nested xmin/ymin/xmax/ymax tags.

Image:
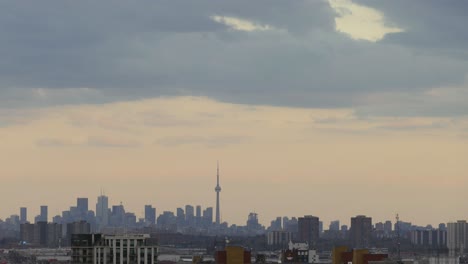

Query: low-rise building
<box><xmin>71</xmin><ymin>233</ymin><xmax>158</xmax><ymax>264</ymax></box>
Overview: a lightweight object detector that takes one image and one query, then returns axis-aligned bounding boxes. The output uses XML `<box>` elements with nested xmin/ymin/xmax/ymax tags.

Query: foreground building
<box><xmin>71</xmin><ymin>233</ymin><xmax>158</xmax><ymax>264</ymax></box>
<box><xmin>216</xmin><ymin>246</ymin><xmax>251</xmax><ymax>264</ymax></box>
<box><xmin>332</xmin><ymin>246</ymin><xmax>387</xmax><ymax>264</ymax></box>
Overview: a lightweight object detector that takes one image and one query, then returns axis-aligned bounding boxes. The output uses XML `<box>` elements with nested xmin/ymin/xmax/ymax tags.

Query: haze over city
<box><xmin>1</xmin><ymin>0</ymin><xmax>468</xmax><ymax>228</ymax></box>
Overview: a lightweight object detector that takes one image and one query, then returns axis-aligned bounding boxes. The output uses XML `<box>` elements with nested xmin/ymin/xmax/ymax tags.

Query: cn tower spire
<box><xmin>215</xmin><ymin>161</ymin><xmax>221</xmax><ymax>225</ymax></box>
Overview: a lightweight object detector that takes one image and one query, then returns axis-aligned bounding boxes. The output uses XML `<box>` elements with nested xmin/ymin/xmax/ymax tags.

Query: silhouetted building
<box><xmin>298</xmin><ymin>215</ymin><xmax>320</xmax><ymax>248</ymax></box>
<box><xmin>203</xmin><ymin>207</ymin><xmax>213</xmax><ymax>227</ymax></box>
<box><xmin>411</xmin><ymin>229</ymin><xmax>447</xmax><ymax>248</ymax></box>
<box><xmin>185</xmin><ymin>205</ymin><xmax>194</xmax><ymax>226</ymax></box>
<box><xmin>350</xmin><ymin>215</ymin><xmax>372</xmax><ymax>248</ymax></box>
<box><xmin>267</xmin><ymin>230</ymin><xmax>292</xmax><ymax>247</ymax></box>
<box><xmin>20</xmin><ymin>207</ymin><xmax>27</xmax><ymax>224</ymax></box>
<box><xmin>96</xmin><ymin>195</ymin><xmax>109</xmax><ymax>230</ymax></box>
<box><xmin>77</xmin><ymin>198</ymin><xmax>88</xmax><ymax>220</ymax></box>
<box><xmin>145</xmin><ymin>205</ymin><xmax>156</xmax><ymax>226</ymax></box>
<box><xmin>196</xmin><ymin>205</ymin><xmax>202</xmax><ymax>226</ymax></box>
<box><xmin>330</xmin><ymin>220</ymin><xmax>340</xmax><ymax>231</ymax></box>
<box><xmin>35</xmin><ymin>205</ymin><xmax>48</xmax><ymax>223</ymax></box>
<box><xmin>448</xmin><ymin>220</ymin><xmax>468</xmax><ymax>256</ymax></box>
<box><xmin>20</xmin><ymin>222</ymin><xmax>62</xmax><ymax>247</ymax></box>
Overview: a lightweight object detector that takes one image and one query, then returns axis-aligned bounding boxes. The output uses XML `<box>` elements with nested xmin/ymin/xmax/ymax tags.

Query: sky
<box><xmin>0</xmin><ymin>0</ymin><xmax>467</xmax><ymax>227</ymax></box>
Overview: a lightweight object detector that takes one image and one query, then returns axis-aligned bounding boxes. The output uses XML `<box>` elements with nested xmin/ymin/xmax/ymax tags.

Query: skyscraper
<box><xmin>448</xmin><ymin>220</ymin><xmax>468</xmax><ymax>256</ymax></box>
<box><xmin>298</xmin><ymin>215</ymin><xmax>320</xmax><ymax>247</ymax></box>
<box><xmin>350</xmin><ymin>215</ymin><xmax>373</xmax><ymax>248</ymax></box>
<box><xmin>215</xmin><ymin>162</ymin><xmax>221</xmax><ymax>225</ymax></box>
<box><xmin>96</xmin><ymin>195</ymin><xmax>109</xmax><ymax>229</ymax></box>
<box><xmin>40</xmin><ymin>205</ymin><xmax>48</xmax><ymax>222</ymax></box>
<box><xmin>196</xmin><ymin>205</ymin><xmax>202</xmax><ymax>226</ymax></box>
<box><xmin>77</xmin><ymin>198</ymin><xmax>88</xmax><ymax>213</ymax></box>
<box><xmin>20</xmin><ymin>207</ymin><xmax>27</xmax><ymax>223</ymax></box>
<box><xmin>203</xmin><ymin>207</ymin><xmax>213</xmax><ymax>227</ymax></box>
<box><xmin>144</xmin><ymin>205</ymin><xmax>156</xmax><ymax>225</ymax></box>
<box><xmin>185</xmin><ymin>205</ymin><xmax>194</xmax><ymax>226</ymax></box>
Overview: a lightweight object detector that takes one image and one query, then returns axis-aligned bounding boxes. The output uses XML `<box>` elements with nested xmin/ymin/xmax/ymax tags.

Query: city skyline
<box><xmin>0</xmin><ymin>184</ymin><xmax>463</xmax><ymax>228</ymax></box>
<box><xmin>1</xmin><ymin>0</ymin><xmax>467</xmax><ymax>228</ymax></box>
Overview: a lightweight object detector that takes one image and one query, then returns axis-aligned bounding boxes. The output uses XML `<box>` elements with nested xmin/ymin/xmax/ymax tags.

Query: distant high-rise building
<box><xmin>319</xmin><ymin>221</ymin><xmax>323</xmax><ymax>236</ymax></box>
<box><xmin>144</xmin><ymin>205</ymin><xmax>156</xmax><ymax>225</ymax></box>
<box><xmin>185</xmin><ymin>205</ymin><xmax>194</xmax><ymax>226</ymax></box>
<box><xmin>110</xmin><ymin>204</ymin><xmax>125</xmax><ymax>227</ymax></box>
<box><xmin>298</xmin><ymin>215</ymin><xmax>320</xmax><ymax>247</ymax></box>
<box><xmin>448</xmin><ymin>220</ymin><xmax>468</xmax><ymax>256</ymax></box>
<box><xmin>40</xmin><ymin>205</ymin><xmax>48</xmax><ymax>222</ymax></box>
<box><xmin>77</xmin><ymin>198</ymin><xmax>88</xmax><ymax>214</ymax></box>
<box><xmin>176</xmin><ymin>207</ymin><xmax>185</xmax><ymax>227</ymax></box>
<box><xmin>411</xmin><ymin>228</ymin><xmax>447</xmax><ymax>248</ymax></box>
<box><xmin>196</xmin><ymin>205</ymin><xmax>202</xmax><ymax>226</ymax></box>
<box><xmin>330</xmin><ymin>220</ymin><xmax>340</xmax><ymax>231</ymax></box>
<box><xmin>269</xmin><ymin>217</ymin><xmax>282</xmax><ymax>231</ymax></box>
<box><xmin>20</xmin><ymin>207</ymin><xmax>27</xmax><ymax>223</ymax></box>
<box><xmin>157</xmin><ymin>211</ymin><xmax>176</xmax><ymax>231</ymax></box>
<box><xmin>439</xmin><ymin>223</ymin><xmax>447</xmax><ymax>231</ymax></box>
<box><xmin>20</xmin><ymin>222</ymin><xmax>61</xmax><ymax>247</ymax></box>
<box><xmin>384</xmin><ymin>221</ymin><xmax>392</xmax><ymax>234</ymax></box>
<box><xmin>215</xmin><ymin>162</ymin><xmax>221</xmax><ymax>225</ymax></box>
<box><xmin>96</xmin><ymin>195</ymin><xmax>109</xmax><ymax>230</ymax></box>
<box><xmin>203</xmin><ymin>207</ymin><xmax>213</xmax><ymax>227</ymax></box>
<box><xmin>267</xmin><ymin>230</ymin><xmax>292</xmax><ymax>246</ymax></box>
<box><xmin>247</xmin><ymin>213</ymin><xmax>261</xmax><ymax>230</ymax></box>
<box><xmin>350</xmin><ymin>215</ymin><xmax>372</xmax><ymax>248</ymax></box>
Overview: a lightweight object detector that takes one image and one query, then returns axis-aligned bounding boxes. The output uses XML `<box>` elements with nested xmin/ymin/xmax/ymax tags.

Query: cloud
<box><xmin>0</xmin><ymin>0</ymin><xmax>467</xmax><ymax>118</ymax></box>
<box><xmin>87</xmin><ymin>137</ymin><xmax>140</xmax><ymax>148</ymax></box>
<box><xmin>210</xmin><ymin>16</ymin><xmax>273</xmax><ymax>32</ymax></box>
<box><xmin>156</xmin><ymin>135</ymin><xmax>248</xmax><ymax>148</ymax></box>
<box><xmin>328</xmin><ymin>0</ymin><xmax>403</xmax><ymax>41</ymax></box>
<box><xmin>36</xmin><ymin>138</ymin><xmax>76</xmax><ymax>147</ymax></box>
<box><xmin>354</xmin><ymin>0</ymin><xmax>468</xmax><ymax>50</ymax></box>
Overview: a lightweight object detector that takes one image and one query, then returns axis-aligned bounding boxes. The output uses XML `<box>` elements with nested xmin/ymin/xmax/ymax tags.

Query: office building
<box><xmin>203</xmin><ymin>207</ymin><xmax>213</xmax><ymax>227</ymax></box>
<box><xmin>36</xmin><ymin>205</ymin><xmax>48</xmax><ymax>223</ymax></box>
<box><xmin>71</xmin><ymin>233</ymin><xmax>157</xmax><ymax>264</ymax></box>
<box><xmin>411</xmin><ymin>229</ymin><xmax>447</xmax><ymax>248</ymax></box>
<box><xmin>144</xmin><ymin>205</ymin><xmax>156</xmax><ymax>226</ymax></box>
<box><xmin>298</xmin><ymin>215</ymin><xmax>320</xmax><ymax>247</ymax></box>
<box><xmin>20</xmin><ymin>222</ymin><xmax>62</xmax><ymax>247</ymax></box>
<box><xmin>185</xmin><ymin>205</ymin><xmax>194</xmax><ymax>226</ymax></box>
<box><xmin>267</xmin><ymin>230</ymin><xmax>292</xmax><ymax>247</ymax></box>
<box><xmin>196</xmin><ymin>205</ymin><xmax>201</xmax><ymax>226</ymax></box>
<box><xmin>96</xmin><ymin>195</ymin><xmax>109</xmax><ymax>230</ymax></box>
<box><xmin>350</xmin><ymin>215</ymin><xmax>373</xmax><ymax>248</ymax></box>
<box><xmin>330</xmin><ymin>220</ymin><xmax>340</xmax><ymax>231</ymax></box>
<box><xmin>77</xmin><ymin>198</ymin><xmax>88</xmax><ymax>217</ymax></box>
<box><xmin>448</xmin><ymin>220</ymin><xmax>468</xmax><ymax>256</ymax></box>
<box><xmin>20</xmin><ymin>207</ymin><xmax>27</xmax><ymax>223</ymax></box>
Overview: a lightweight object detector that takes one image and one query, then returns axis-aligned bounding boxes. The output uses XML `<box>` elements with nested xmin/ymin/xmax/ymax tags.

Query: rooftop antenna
<box><xmin>396</xmin><ymin>213</ymin><xmax>402</xmax><ymax>264</ymax></box>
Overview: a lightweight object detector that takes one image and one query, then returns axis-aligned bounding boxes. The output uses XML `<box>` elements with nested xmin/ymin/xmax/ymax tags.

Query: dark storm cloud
<box><xmin>0</xmin><ymin>0</ymin><xmax>467</xmax><ymax>116</ymax></box>
<box><xmin>355</xmin><ymin>0</ymin><xmax>468</xmax><ymax>51</ymax></box>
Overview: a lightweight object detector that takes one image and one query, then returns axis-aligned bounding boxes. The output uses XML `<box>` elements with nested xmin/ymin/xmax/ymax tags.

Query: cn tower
<box><xmin>215</xmin><ymin>162</ymin><xmax>221</xmax><ymax>225</ymax></box>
